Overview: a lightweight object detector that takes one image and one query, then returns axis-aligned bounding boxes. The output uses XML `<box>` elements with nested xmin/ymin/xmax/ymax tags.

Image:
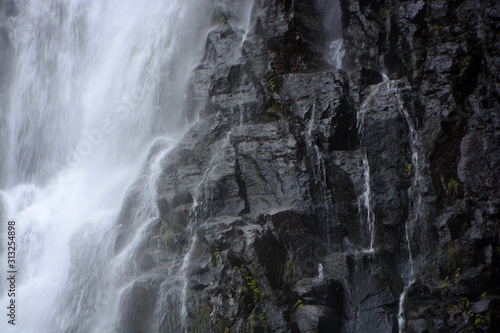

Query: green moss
<box><xmin>246</xmin><ymin>276</ymin><xmax>260</xmax><ymax>301</ymax></box>
<box><xmin>295</xmin><ymin>299</ymin><xmax>303</xmax><ymax>308</ymax></box>
<box><xmin>268</xmin><ymin>78</ymin><xmax>276</xmax><ymax>92</ymax></box>
<box><xmin>215</xmin><ymin>248</ymin><xmax>222</xmax><ymax>268</ymax></box>
<box><xmin>446</xmin><ymin>179</ymin><xmax>462</xmax><ymax>199</ymax></box>
<box><xmin>405</xmin><ymin>163</ymin><xmax>413</xmax><ymax>175</ymax></box>
<box><xmin>474</xmin><ymin>313</ymin><xmax>485</xmax><ymax>326</ymax></box>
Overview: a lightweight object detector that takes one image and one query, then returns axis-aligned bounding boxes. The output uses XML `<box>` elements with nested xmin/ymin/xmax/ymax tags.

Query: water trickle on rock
<box><xmin>357</xmin><ymin>88</ymin><xmax>380</xmax><ymax>252</ymax></box>
<box><xmin>316</xmin><ymin>0</ymin><xmax>344</xmax><ymax>69</ymax></box>
<box><xmin>361</xmin><ymin>150</ymin><xmax>375</xmax><ymax>252</ymax></box>
<box><xmin>388</xmin><ymin>80</ymin><xmax>425</xmax><ymax>333</ymax></box>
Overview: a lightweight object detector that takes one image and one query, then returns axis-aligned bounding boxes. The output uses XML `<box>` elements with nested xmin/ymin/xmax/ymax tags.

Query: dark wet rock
<box><xmin>113</xmin><ymin>0</ymin><xmax>500</xmax><ymax>332</ymax></box>
<box><xmin>291</xmin><ymin>305</ymin><xmax>341</xmax><ymax>333</ymax></box>
<box><xmin>118</xmin><ymin>274</ymin><xmax>164</xmax><ymax>333</ymax></box>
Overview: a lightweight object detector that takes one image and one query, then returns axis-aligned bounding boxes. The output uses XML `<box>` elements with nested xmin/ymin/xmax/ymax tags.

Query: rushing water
<box><xmin>319</xmin><ymin>0</ymin><xmax>344</xmax><ymax>70</ymax></box>
<box><xmin>0</xmin><ymin>1</ymin><xmax>209</xmax><ymax>331</ymax></box>
<box><xmin>327</xmin><ymin>39</ymin><xmax>345</xmax><ymax>70</ymax></box>
<box><xmin>361</xmin><ymin>150</ymin><xmax>375</xmax><ymax>252</ymax></box>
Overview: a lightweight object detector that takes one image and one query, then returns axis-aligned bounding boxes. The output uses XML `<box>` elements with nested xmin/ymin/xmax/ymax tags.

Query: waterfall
<box><xmin>0</xmin><ymin>1</ymin><xmax>209</xmax><ymax>332</ymax></box>
<box><xmin>327</xmin><ymin>39</ymin><xmax>345</xmax><ymax>70</ymax></box>
<box><xmin>314</xmin><ymin>0</ymin><xmax>344</xmax><ymax>69</ymax></box>
<box><xmin>361</xmin><ymin>150</ymin><xmax>375</xmax><ymax>252</ymax></box>
<box><xmin>240</xmin><ymin>0</ymin><xmax>256</xmax><ymax>44</ymax></box>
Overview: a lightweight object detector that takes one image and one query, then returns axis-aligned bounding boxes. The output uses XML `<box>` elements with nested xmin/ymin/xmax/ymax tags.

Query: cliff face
<box><xmin>341</xmin><ymin>0</ymin><xmax>500</xmax><ymax>331</ymax></box>
<box><xmin>116</xmin><ymin>0</ymin><xmax>500</xmax><ymax>332</ymax></box>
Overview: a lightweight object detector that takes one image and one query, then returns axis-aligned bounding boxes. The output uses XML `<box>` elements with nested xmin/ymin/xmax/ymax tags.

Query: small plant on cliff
<box><xmin>271</xmin><ymin>102</ymin><xmax>284</xmax><ymax>114</ymax></box>
<box><xmin>261</xmin><ymin>311</ymin><xmax>268</xmax><ymax>325</ymax></box>
<box><xmin>296</xmin><ymin>299</ymin><xmax>304</xmax><ymax>308</ymax></box>
<box><xmin>447</xmin><ymin>179</ymin><xmax>462</xmax><ymax>198</ymax></box>
<box><xmin>440</xmin><ymin>277</ymin><xmax>449</xmax><ymax>288</ymax></box>
<box><xmin>268</xmin><ymin>78</ymin><xmax>275</xmax><ymax>92</ymax></box>
<box><xmin>462</xmin><ymin>297</ymin><xmax>470</xmax><ymax>309</ymax></box>
<box><xmin>474</xmin><ymin>313</ymin><xmax>485</xmax><ymax>326</ymax></box>
<box><xmin>405</xmin><ymin>163</ymin><xmax>413</xmax><ymax>175</ymax></box>
<box><xmin>215</xmin><ymin>248</ymin><xmax>222</xmax><ymax>268</ymax></box>
<box><xmin>464</xmin><ymin>54</ymin><xmax>475</xmax><ymax>70</ymax></box>
<box><xmin>246</xmin><ymin>276</ymin><xmax>260</xmax><ymax>301</ymax></box>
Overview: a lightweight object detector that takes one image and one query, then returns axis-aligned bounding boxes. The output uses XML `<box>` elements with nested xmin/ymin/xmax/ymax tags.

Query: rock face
<box><xmin>114</xmin><ymin>0</ymin><xmax>500</xmax><ymax>332</ymax></box>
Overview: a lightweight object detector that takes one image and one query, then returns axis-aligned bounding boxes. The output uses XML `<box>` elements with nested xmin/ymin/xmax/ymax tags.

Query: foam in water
<box><xmin>0</xmin><ymin>1</ymin><xmax>209</xmax><ymax>331</ymax></box>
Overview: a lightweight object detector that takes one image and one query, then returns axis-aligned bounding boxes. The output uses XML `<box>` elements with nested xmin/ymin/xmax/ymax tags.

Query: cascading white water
<box><xmin>0</xmin><ymin>1</ymin><xmax>209</xmax><ymax>332</ymax></box>
<box><xmin>315</xmin><ymin>0</ymin><xmax>344</xmax><ymax>70</ymax></box>
<box><xmin>327</xmin><ymin>39</ymin><xmax>345</xmax><ymax>70</ymax></box>
<box><xmin>240</xmin><ymin>0</ymin><xmax>256</xmax><ymax>44</ymax></box>
<box><xmin>397</xmin><ymin>221</ymin><xmax>416</xmax><ymax>333</ymax></box>
<box><xmin>361</xmin><ymin>151</ymin><xmax>375</xmax><ymax>252</ymax></box>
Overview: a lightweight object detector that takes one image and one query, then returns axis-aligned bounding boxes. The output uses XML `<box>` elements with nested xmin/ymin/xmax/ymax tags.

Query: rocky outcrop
<box><xmin>113</xmin><ymin>0</ymin><xmax>499</xmax><ymax>332</ymax></box>
<box><xmin>340</xmin><ymin>0</ymin><xmax>500</xmax><ymax>331</ymax></box>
